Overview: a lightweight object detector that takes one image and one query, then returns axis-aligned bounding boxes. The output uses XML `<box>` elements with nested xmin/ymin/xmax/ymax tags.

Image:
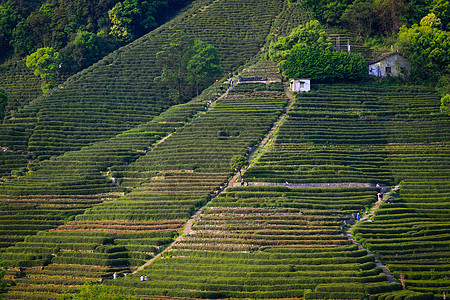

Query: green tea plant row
<box><xmin>0</xmin><ymin>195</ymin><xmax>112</xmax><ymax>250</ymax></box>
<box><xmin>1</xmin><ymin>62</ymin><xmax>291</xmax><ymax>299</ymax></box>
<box><xmin>0</xmin><ymin>59</ymin><xmax>67</xmax><ymax>114</ymax></box>
<box><xmin>240</xmin><ymin>82</ymin><xmax>448</xmax><ymax>298</ymax></box>
<box><xmin>243</xmin><ymin>84</ymin><xmax>444</xmax><ymax>186</ymax></box>
<box><xmin>113</xmin><ymin>246</ymin><xmax>398</xmax><ymax>299</ymax></box>
<box><xmin>0</xmin><ymin>0</ymin><xmax>284</xmax><ymax>166</ymax></box>
<box><xmin>118</xmin><ymin>88</ymin><xmax>288</xmax><ymax>178</ymax></box>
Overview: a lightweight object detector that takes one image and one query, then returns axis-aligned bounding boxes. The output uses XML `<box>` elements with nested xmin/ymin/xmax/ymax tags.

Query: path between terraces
<box><xmin>133</xmin><ymin>83</ymin><xmax>398</xmax><ymax>286</ymax></box>
<box><xmin>344</xmin><ymin>185</ymin><xmax>400</xmax><ymax>283</ymax></box>
<box><xmin>227</xmin><ymin>83</ymin><xmax>295</xmax><ymax>189</ymax></box>
<box><xmin>134</xmin><ymin>82</ymin><xmax>294</xmax><ymax>274</ymax></box>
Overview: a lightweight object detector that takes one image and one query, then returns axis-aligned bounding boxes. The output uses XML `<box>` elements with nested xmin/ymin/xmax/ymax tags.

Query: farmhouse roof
<box><xmin>368</xmin><ymin>51</ymin><xmax>404</xmax><ymax>65</ymax></box>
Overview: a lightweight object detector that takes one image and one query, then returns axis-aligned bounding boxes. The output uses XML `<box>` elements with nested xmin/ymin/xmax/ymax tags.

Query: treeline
<box><xmin>0</xmin><ymin>0</ymin><xmax>191</xmax><ymax>71</ymax></box>
<box><xmin>289</xmin><ymin>0</ymin><xmax>449</xmax><ymax>34</ymax></box>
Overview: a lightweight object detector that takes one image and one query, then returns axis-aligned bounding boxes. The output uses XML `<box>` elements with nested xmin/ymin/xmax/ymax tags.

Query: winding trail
<box><xmin>345</xmin><ymin>185</ymin><xmax>400</xmax><ymax>283</ymax></box>
<box><xmin>134</xmin><ymin>82</ymin><xmax>294</xmax><ymax>273</ymax></box>
<box><xmin>227</xmin><ymin>83</ymin><xmax>294</xmax><ymax>189</ymax></box>
<box><xmin>132</xmin><ymin>83</ymin><xmax>398</xmax><ymax>288</ymax></box>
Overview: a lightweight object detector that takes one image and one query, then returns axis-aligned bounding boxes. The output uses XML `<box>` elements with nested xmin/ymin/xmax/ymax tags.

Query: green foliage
<box><xmin>341</xmin><ymin>0</ymin><xmax>376</xmax><ymax>39</ymax></box>
<box><xmin>268</xmin><ymin>20</ymin><xmax>332</xmax><ymax>66</ymax></box>
<box><xmin>430</xmin><ymin>0</ymin><xmax>450</xmax><ymax>30</ymax></box>
<box><xmin>69</xmin><ymin>282</ymin><xmax>136</xmax><ymax>300</ymax></box>
<box><xmin>283</xmin><ymin>46</ymin><xmax>367</xmax><ymax>82</ymax></box>
<box><xmin>440</xmin><ymin>94</ymin><xmax>450</xmax><ymax>114</ymax></box>
<box><xmin>61</xmin><ymin>31</ymin><xmax>119</xmax><ymax>72</ymax></box>
<box><xmin>108</xmin><ymin>0</ymin><xmax>161</xmax><ymax>42</ymax></box>
<box><xmin>155</xmin><ymin>31</ymin><xmax>222</xmax><ymax>103</ymax></box>
<box><xmin>186</xmin><ymin>40</ymin><xmax>223</xmax><ymax>96</ymax></box>
<box><xmin>155</xmin><ymin>30</ymin><xmax>193</xmax><ymax>103</ymax></box>
<box><xmin>230</xmin><ymin>155</ymin><xmax>248</xmax><ymax>173</ymax></box>
<box><xmin>26</xmin><ymin>47</ymin><xmax>62</xmax><ymax>93</ymax></box>
<box><xmin>0</xmin><ymin>0</ymin><xmax>23</xmax><ymax>59</ymax></box>
<box><xmin>396</xmin><ymin>13</ymin><xmax>450</xmax><ymax>83</ymax></box>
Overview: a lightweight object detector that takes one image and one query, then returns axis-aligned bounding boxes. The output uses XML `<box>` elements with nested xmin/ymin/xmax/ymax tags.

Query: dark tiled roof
<box><xmin>368</xmin><ymin>52</ymin><xmax>401</xmax><ymax>65</ymax></box>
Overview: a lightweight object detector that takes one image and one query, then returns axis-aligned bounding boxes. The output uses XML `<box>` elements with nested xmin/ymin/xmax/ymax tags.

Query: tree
<box><xmin>155</xmin><ymin>30</ymin><xmax>192</xmax><ymax>103</ymax></box>
<box><xmin>11</xmin><ymin>19</ymin><xmax>35</xmax><ymax>56</ymax></box>
<box><xmin>155</xmin><ymin>31</ymin><xmax>222</xmax><ymax>103</ymax></box>
<box><xmin>0</xmin><ymin>0</ymin><xmax>22</xmax><ymax>59</ymax></box>
<box><xmin>282</xmin><ymin>45</ymin><xmax>367</xmax><ymax>82</ymax></box>
<box><xmin>430</xmin><ymin>0</ymin><xmax>449</xmax><ymax>30</ymax></box>
<box><xmin>230</xmin><ymin>155</ymin><xmax>248</xmax><ymax>175</ymax></box>
<box><xmin>396</xmin><ymin>13</ymin><xmax>450</xmax><ymax>83</ymax></box>
<box><xmin>108</xmin><ymin>0</ymin><xmax>165</xmax><ymax>42</ymax></box>
<box><xmin>186</xmin><ymin>40</ymin><xmax>222</xmax><ymax>96</ymax></box>
<box><xmin>268</xmin><ymin>20</ymin><xmax>332</xmax><ymax>66</ymax></box>
<box><xmin>0</xmin><ymin>88</ymin><xmax>7</xmax><ymax>120</ymax></box>
<box><xmin>341</xmin><ymin>0</ymin><xmax>376</xmax><ymax>40</ymax></box>
<box><xmin>375</xmin><ymin>0</ymin><xmax>405</xmax><ymax>35</ymax></box>
<box><xmin>26</xmin><ymin>47</ymin><xmax>62</xmax><ymax>93</ymax></box>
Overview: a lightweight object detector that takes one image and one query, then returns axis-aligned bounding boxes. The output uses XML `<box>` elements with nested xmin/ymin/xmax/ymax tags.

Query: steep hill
<box><xmin>0</xmin><ymin>0</ymin><xmax>448</xmax><ymax>299</ymax></box>
<box><xmin>0</xmin><ymin>0</ymin><xmax>284</xmax><ymax>168</ymax></box>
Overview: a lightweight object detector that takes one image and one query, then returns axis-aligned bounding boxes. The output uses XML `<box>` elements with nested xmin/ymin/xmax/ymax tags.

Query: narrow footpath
<box><xmin>227</xmin><ymin>83</ymin><xmax>294</xmax><ymax>189</ymax></box>
<box><xmin>345</xmin><ymin>185</ymin><xmax>401</xmax><ymax>283</ymax></box>
<box><xmin>132</xmin><ymin>83</ymin><xmax>399</xmax><ymax>288</ymax></box>
<box><xmin>134</xmin><ymin>82</ymin><xmax>294</xmax><ymax>273</ymax></box>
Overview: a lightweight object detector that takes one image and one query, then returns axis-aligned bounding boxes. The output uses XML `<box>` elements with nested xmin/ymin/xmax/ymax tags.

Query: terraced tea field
<box><xmin>0</xmin><ymin>0</ymin><xmax>448</xmax><ymax>298</ymax></box>
<box><xmin>101</xmin><ymin>82</ymin><xmax>448</xmax><ymax>299</ymax></box>
<box><xmin>1</xmin><ymin>61</ymin><xmax>294</xmax><ymax>299</ymax></box>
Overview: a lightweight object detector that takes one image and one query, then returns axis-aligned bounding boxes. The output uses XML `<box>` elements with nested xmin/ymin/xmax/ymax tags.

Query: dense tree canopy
<box><xmin>396</xmin><ymin>13</ymin><xmax>450</xmax><ymax>83</ymax></box>
<box><xmin>267</xmin><ymin>20</ymin><xmax>332</xmax><ymax>66</ymax></box>
<box><xmin>283</xmin><ymin>46</ymin><xmax>367</xmax><ymax>82</ymax></box>
<box><xmin>26</xmin><ymin>47</ymin><xmax>62</xmax><ymax>93</ymax></box>
<box><xmin>0</xmin><ymin>0</ymin><xmax>190</xmax><ymax>64</ymax></box>
<box><xmin>186</xmin><ymin>40</ymin><xmax>222</xmax><ymax>96</ymax></box>
<box><xmin>155</xmin><ymin>31</ymin><xmax>222</xmax><ymax>103</ymax></box>
<box><xmin>108</xmin><ymin>0</ymin><xmax>162</xmax><ymax>42</ymax></box>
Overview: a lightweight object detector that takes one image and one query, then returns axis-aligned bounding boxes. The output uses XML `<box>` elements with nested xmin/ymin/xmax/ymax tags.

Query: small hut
<box><xmin>368</xmin><ymin>52</ymin><xmax>411</xmax><ymax>77</ymax></box>
<box><xmin>290</xmin><ymin>78</ymin><xmax>310</xmax><ymax>92</ymax></box>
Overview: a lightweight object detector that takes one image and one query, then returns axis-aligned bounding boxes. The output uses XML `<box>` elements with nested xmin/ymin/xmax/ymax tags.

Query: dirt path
<box><xmin>133</xmin><ymin>83</ymin><xmax>294</xmax><ymax>273</ymax></box>
<box><xmin>132</xmin><ymin>207</ymin><xmax>204</xmax><ymax>274</ymax></box>
<box><xmin>345</xmin><ymin>185</ymin><xmax>400</xmax><ymax>283</ymax></box>
<box><xmin>248</xmin><ymin>84</ymin><xmax>294</xmax><ymax>162</ymax></box>
<box><xmin>227</xmin><ymin>83</ymin><xmax>294</xmax><ymax>190</ymax></box>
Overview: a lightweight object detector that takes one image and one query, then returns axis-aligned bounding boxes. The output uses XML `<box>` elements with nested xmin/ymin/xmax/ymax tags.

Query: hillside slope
<box><xmin>0</xmin><ymin>0</ymin><xmax>284</xmax><ymax>168</ymax></box>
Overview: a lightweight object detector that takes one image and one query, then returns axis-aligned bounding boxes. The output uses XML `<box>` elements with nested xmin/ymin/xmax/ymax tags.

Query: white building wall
<box><xmin>290</xmin><ymin>79</ymin><xmax>310</xmax><ymax>92</ymax></box>
<box><xmin>369</xmin><ymin>54</ymin><xmax>411</xmax><ymax>77</ymax></box>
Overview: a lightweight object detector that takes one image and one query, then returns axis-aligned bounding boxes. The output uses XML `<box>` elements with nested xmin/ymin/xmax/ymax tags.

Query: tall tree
<box><xmin>108</xmin><ymin>0</ymin><xmax>165</xmax><ymax>42</ymax></box>
<box><xmin>154</xmin><ymin>30</ymin><xmax>192</xmax><ymax>103</ymax></box>
<box><xmin>0</xmin><ymin>0</ymin><xmax>22</xmax><ymax>59</ymax></box>
<box><xmin>155</xmin><ymin>31</ymin><xmax>222</xmax><ymax>103</ymax></box>
<box><xmin>268</xmin><ymin>20</ymin><xmax>332</xmax><ymax>67</ymax></box>
<box><xmin>375</xmin><ymin>0</ymin><xmax>406</xmax><ymax>34</ymax></box>
<box><xmin>341</xmin><ymin>0</ymin><xmax>376</xmax><ymax>40</ymax></box>
<box><xmin>186</xmin><ymin>40</ymin><xmax>222</xmax><ymax>96</ymax></box>
<box><xmin>26</xmin><ymin>47</ymin><xmax>62</xmax><ymax>93</ymax></box>
<box><xmin>396</xmin><ymin>13</ymin><xmax>450</xmax><ymax>83</ymax></box>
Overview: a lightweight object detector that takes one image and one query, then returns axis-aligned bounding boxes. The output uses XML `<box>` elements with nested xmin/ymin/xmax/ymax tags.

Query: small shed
<box><xmin>368</xmin><ymin>52</ymin><xmax>411</xmax><ymax>77</ymax></box>
<box><xmin>290</xmin><ymin>78</ymin><xmax>310</xmax><ymax>92</ymax></box>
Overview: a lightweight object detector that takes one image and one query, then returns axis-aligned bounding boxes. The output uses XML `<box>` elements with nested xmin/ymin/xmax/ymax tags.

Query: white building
<box><xmin>290</xmin><ymin>78</ymin><xmax>310</xmax><ymax>92</ymax></box>
<box><xmin>368</xmin><ymin>52</ymin><xmax>411</xmax><ymax>77</ymax></box>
